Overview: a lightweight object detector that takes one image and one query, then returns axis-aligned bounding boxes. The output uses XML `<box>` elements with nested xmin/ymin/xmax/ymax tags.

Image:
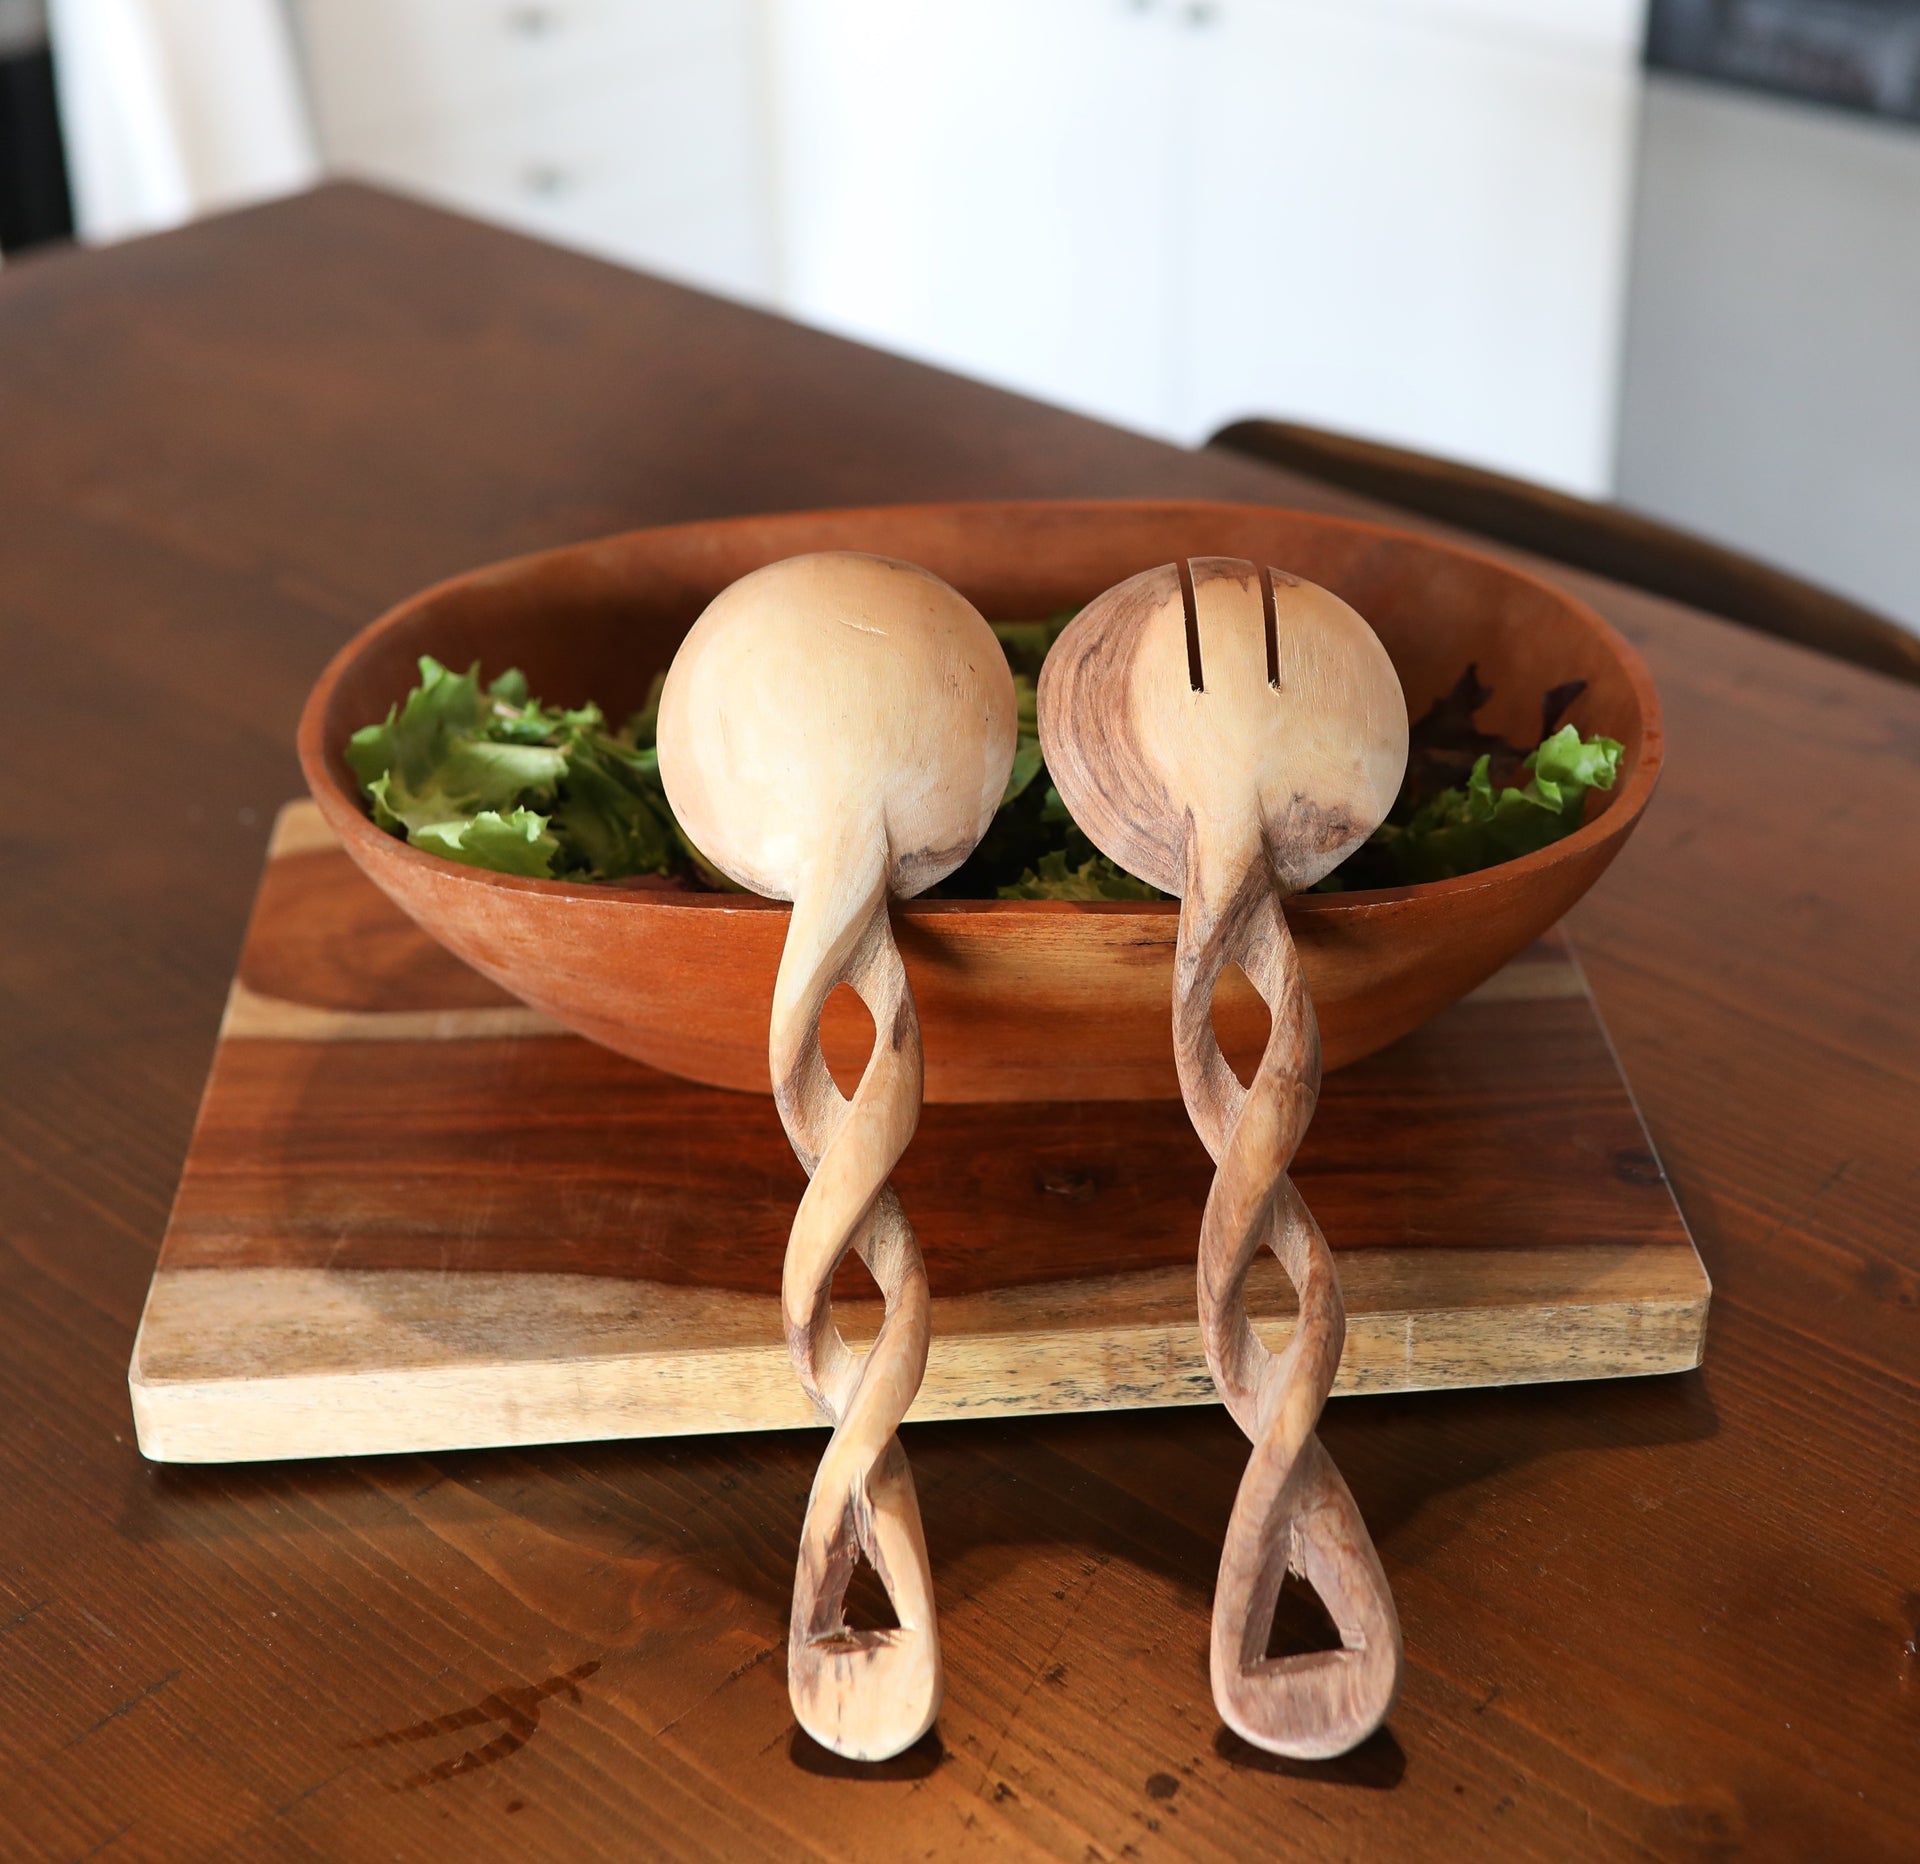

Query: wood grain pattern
<box><xmin>6</xmin><ymin>185</ymin><xmax>1915</xmax><ymax>1862</ymax></box>
<box><xmin>194</xmin><ymin>808</ymin><xmax>1682</xmax><ymax>1290</ymax></box>
<box><xmin>129</xmin><ymin>1243</ymin><xmax>1713</xmax><ymax>1466</ymax></box>
<box><xmin>1040</xmin><ymin>558</ymin><xmax>1408</xmax><ymax>1757</ymax></box>
<box><xmin>129</xmin><ymin>803</ymin><xmax>1705</xmax><ymax>1466</ymax></box>
<box><xmin>296</xmin><ymin>499</ymin><xmax>1664</xmax><ymax>1101</ymax></box>
<box><xmin>655</xmin><ymin>552</ymin><xmax>1016</xmax><ymax>1760</ymax></box>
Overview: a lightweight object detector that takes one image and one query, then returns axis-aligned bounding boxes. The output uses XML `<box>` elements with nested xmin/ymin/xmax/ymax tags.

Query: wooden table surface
<box><xmin>1</xmin><ymin>185</ymin><xmax>1914</xmax><ymax>1863</ymax></box>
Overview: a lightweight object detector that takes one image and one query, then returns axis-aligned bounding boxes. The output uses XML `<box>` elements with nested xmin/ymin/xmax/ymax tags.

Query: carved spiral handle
<box><xmin>1174</xmin><ymin>852</ymin><xmax>1402</xmax><ymax>1759</ymax></box>
<box><xmin>767</xmin><ymin>860</ymin><xmax>941</xmax><ymax>1763</ymax></box>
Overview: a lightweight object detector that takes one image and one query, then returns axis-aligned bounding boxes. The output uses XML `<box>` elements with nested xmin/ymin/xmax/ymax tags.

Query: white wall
<box><xmin>1174</xmin><ymin>0</ymin><xmax>1642</xmax><ymax>491</ymax></box>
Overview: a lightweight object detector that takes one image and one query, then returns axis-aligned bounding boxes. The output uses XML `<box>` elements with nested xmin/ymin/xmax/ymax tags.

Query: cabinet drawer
<box><xmin>334</xmin><ymin>52</ymin><xmax>771</xmax><ymax>297</ymax></box>
<box><xmin>296</xmin><ymin>0</ymin><xmax>758</xmax><ymax>144</ymax></box>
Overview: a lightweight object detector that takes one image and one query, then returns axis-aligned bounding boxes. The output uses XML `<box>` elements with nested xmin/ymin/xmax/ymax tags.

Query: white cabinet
<box><xmin>294</xmin><ymin>1</ymin><xmax>1645</xmax><ymax>494</ymax></box>
<box><xmin>292</xmin><ymin>0</ymin><xmax>776</xmax><ymax>302</ymax></box>
<box><xmin>1182</xmin><ymin>0</ymin><xmax>1642</xmax><ymax>491</ymax></box>
<box><xmin>769</xmin><ymin>0</ymin><xmax>1180</xmax><ymax>434</ymax></box>
<box><xmin>769</xmin><ymin>0</ymin><xmax>1644</xmax><ymax>493</ymax></box>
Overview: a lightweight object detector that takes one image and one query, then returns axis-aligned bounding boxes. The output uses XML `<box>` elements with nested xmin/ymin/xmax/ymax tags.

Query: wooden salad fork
<box><xmin>1038</xmin><ymin>556</ymin><xmax>1409</xmax><ymax>1759</ymax></box>
<box><xmin>657</xmin><ymin>551</ymin><xmax>1015</xmax><ymax>1762</ymax></box>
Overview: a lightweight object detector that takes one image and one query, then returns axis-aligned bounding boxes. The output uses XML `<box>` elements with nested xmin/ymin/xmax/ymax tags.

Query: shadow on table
<box><xmin>119</xmin><ymin>1356</ymin><xmax>1718</xmax><ymax>1638</ymax></box>
<box><xmin>117</xmin><ymin>1360</ymin><xmax>1718</xmax><ymax>1796</ymax></box>
<box><xmin>1213</xmin><ymin>1723</ymin><xmax>1406</xmax><ymax>1788</ymax></box>
<box><xmin>787</xmin><ymin>1725</ymin><xmax>945</xmax><ymax>1782</ymax></box>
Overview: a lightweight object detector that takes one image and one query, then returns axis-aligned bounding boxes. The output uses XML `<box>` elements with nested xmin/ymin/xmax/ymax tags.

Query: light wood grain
<box><xmin>128</xmin><ymin>1240</ymin><xmax>1710</xmax><ymax>1463</ymax></box>
<box><xmin>655</xmin><ymin>553</ymin><xmax>1016</xmax><ymax>1761</ymax></box>
<box><xmin>130</xmin><ymin>798</ymin><xmax>1708</xmax><ymax>1466</ymax></box>
<box><xmin>219</xmin><ymin>974</ymin><xmax>568</xmax><ymax>1043</ymax></box>
<box><xmin>1041</xmin><ymin>557</ymin><xmax>1408</xmax><ymax>1757</ymax></box>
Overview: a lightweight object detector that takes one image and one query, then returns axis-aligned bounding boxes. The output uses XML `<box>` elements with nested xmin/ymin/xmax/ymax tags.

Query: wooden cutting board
<box><xmin>129</xmin><ymin>803</ymin><xmax>1709</xmax><ymax>1463</ymax></box>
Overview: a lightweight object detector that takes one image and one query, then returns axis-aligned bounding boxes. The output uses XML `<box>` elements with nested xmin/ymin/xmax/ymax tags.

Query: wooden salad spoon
<box><xmin>656</xmin><ymin>551</ymin><xmax>1015</xmax><ymax>1762</ymax></box>
<box><xmin>1038</xmin><ymin>556</ymin><xmax>1409</xmax><ymax>1759</ymax></box>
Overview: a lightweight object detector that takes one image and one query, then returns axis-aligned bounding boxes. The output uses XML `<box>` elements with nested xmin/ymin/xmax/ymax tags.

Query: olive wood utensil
<box><xmin>1038</xmin><ymin>556</ymin><xmax>1409</xmax><ymax>1759</ymax></box>
<box><xmin>657</xmin><ymin>551</ymin><xmax>1015</xmax><ymax>1762</ymax></box>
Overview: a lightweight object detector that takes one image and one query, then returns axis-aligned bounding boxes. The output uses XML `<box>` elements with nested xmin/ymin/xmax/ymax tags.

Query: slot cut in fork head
<box><xmin>1176</xmin><ymin>556</ymin><xmax>1284</xmax><ymax>695</ymax></box>
<box><xmin>1039</xmin><ymin>557</ymin><xmax>1407</xmax><ymax>899</ymax></box>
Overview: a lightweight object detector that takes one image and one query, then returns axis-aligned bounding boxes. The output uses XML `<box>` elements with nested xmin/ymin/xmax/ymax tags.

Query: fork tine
<box><xmin>1177</xmin><ymin>557</ymin><xmax>1204</xmax><ymax>692</ymax></box>
<box><xmin>1259</xmin><ymin>565</ymin><xmax>1281</xmax><ymax>691</ymax></box>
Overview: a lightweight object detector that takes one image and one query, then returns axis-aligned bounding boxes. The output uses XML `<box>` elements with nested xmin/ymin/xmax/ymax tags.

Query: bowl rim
<box><xmin>297</xmin><ymin>497</ymin><xmax>1664</xmax><ymax>918</ymax></box>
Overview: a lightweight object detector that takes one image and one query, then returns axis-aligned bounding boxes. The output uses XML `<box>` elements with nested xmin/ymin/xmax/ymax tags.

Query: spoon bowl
<box><xmin>659</xmin><ymin>551</ymin><xmax>1013</xmax><ymax>902</ymax></box>
<box><xmin>656</xmin><ymin>551</ymin><xmax>1014</xmax><ymax>1764</ymax></box>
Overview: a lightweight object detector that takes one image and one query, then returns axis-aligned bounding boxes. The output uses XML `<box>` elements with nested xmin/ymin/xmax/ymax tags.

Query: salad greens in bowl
<box><xmin>298</xmin><ymin>500</ymin><xmax>1661</xmax><ymax>1102</ymax></box>
<box><xmin>346</xmin><ymin>643</ymin><xmax>1622</xmax><ymax>900</ymax></box>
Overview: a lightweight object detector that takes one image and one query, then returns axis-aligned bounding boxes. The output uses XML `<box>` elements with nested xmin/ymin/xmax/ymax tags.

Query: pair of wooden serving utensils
<box><xmin>658</xmin><ymin>550</ymin><xmax>1408</xmax><ymax>1765</ymax></box>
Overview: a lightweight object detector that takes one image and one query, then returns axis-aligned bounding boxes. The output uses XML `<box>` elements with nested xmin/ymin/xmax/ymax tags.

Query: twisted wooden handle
<box><xmin>1174</xmin><ymin>851</ymin><xmax>1402</xmax><ymax>1759</ymax></box>
<box><xmin>768</xmin><ymin>859</ymin><xmax>941</xmax><ymax>1762</ymax></box>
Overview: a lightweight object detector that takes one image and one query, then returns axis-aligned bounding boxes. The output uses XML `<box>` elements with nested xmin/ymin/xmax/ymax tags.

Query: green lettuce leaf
<box><xmin>1528</xmin><ymin>721</ymin><xmax>1624</xmax><ymax>794</ymax></box>
<box><xmin>348</xmin><ymin>658</ymin><xmax>683</xmax><ymax>883</ymax></box>
<box><xmin>622</xmin><ymin>671</ymin><xmax>668</xmax><ymax>750</ymax></box>
<box><xmin>989</xmin><ymin>612</ymin><xmax>1075</xmax><ymax>682</ymax></box>
<box><xmin>411</xmin><ymin>808</ymin><xmax>559</xmax><ymax>877</ymax></box>
<box><xmin>548</xmin><ymin>739</ymin><xmax>677</xmax><ymax>878</ymax></box>
<box><xmin>487</xmin><ymin>667</ymin><xmax>530</xmax><ymax>707</ymax></box>
<box><xmin>999</xmin><ymin>850</ymin><xmax>1165</xmax><ymax>901</ymax></box>
<box><xmin>349</xmin><ymin>643</ymin><xmax>1616</xmax><ymax>900</ymax></box>
<box><xmin>1358</xmin><ymin>724</ymin><xmax>1623</xmax><ymax>886</ymax></box>
<box><xmin>1001</xmin><ymin>674</ymin><xmax>1045</xmax><ymax>806</ymax></box>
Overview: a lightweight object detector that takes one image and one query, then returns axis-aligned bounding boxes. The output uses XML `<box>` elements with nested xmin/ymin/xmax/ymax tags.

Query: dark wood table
<box><xmin>3</xmin><ymin>185</ymin><xmax>1914</xmax><ymax>1862</ymax></box>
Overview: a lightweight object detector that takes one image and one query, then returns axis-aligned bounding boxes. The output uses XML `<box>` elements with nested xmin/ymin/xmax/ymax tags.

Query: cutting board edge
<box><xmin>128</xmin><ymin>1245</ymin><xmax>1709</xmax><ymax>1464</ymax></box>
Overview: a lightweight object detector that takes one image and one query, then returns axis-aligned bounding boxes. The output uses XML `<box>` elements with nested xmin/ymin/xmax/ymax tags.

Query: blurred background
<box><xmin>2</xmin><ymin>0</ymin><xmax>1915</xmax><ymax>631</ymax></box>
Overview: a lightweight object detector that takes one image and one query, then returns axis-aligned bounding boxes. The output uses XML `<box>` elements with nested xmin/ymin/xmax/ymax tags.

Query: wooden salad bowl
<box><xmin>298</xmin><ymin>500</ymin><xmax>1662</xmax><ymax>1102</ymax></box>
